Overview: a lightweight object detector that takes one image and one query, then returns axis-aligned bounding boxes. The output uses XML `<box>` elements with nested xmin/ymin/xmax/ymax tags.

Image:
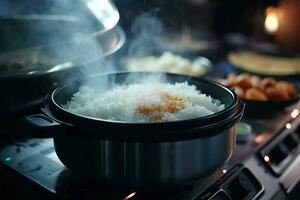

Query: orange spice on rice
<box><xmin>136</xmin><ymin>92</ymin><xmax>189</xmax><ymax>122</ymax></box>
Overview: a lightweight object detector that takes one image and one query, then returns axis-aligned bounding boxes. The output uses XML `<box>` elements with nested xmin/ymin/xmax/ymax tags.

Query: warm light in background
<box><xmin>285</xmin><ymin>123</ymin><xmax>292</xmax><ymax>129</ymax></box>
<box><xmin>254</xmin><ymin>132</ymin><xmax>270</xmax><ymax>144</ymax></box>
<box><xmin>264</xmin><ymin>155</ymin><xmax>270</xmax><ymax>162</ymax></box>
<box><xmin>291</xmin><ymin>109</ymin><xmax>299</xmax><ymax>119</ymax></box>
<box><xmin>264</xmin><ymin>6</ymin><xmax>280</xmax><ymax>34</ymax></box>
<box><xmin>122</xmin><ymin>191</ymin><xmax>137</xmax><ymax>200</ymax></box>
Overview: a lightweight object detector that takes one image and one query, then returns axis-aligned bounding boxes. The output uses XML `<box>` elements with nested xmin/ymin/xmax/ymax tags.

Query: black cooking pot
<box><xmin>25</xmin><ymin>72</ymin><xmax>244</xmax><ymax>188</ymax></box>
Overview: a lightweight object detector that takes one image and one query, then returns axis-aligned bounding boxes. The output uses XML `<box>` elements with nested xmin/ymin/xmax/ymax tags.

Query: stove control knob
<box><xmin>18</xmin><ymin>161</ymin><xmax>42</xmax><ymax>173</ymax></box>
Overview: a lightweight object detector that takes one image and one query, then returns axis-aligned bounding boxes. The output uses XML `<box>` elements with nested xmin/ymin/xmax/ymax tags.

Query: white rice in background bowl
<box><xmin>63</xmin><ymin>81</ymin><xmax>225</xmax><ymax>123</ymax></box>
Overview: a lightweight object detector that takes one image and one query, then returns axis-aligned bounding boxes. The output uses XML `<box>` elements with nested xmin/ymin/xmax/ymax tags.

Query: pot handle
<box><xmin>23</xmin><ymin>114</ymin><xmax>62</xmax><ymax>138</ymax></box>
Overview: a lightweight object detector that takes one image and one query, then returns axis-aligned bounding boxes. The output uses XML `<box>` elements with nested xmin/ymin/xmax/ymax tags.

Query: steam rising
<box><xmin>128</xmin><ymin>9</ymin><xmax>164</xmax><ymax>58</ymax></box>
<box><xmin>0</xmin><ymin>1</ymin><xmax>173</xmax><ymax>91</ymax></box>
<box><xmin>80</xmin><ymin>7</ymin><xmax>170</xmax><ymax>89</ymax></box>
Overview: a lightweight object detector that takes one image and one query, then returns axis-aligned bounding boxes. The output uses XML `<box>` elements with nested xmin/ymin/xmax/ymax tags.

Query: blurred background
<box><xmin>113</xmin><ymin>0</ymin><xmax>300</xmax><ymax>57</ymax></box>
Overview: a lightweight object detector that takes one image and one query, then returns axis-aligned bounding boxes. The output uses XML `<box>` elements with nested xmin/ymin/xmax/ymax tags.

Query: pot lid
<box><xmin>0</xmin><ymin>0</ymin><xmax>119</xmax><ymax>34</ymax></box>
<box><xmin>0</xmin><ymin>0</ymin><xmax>120</xmax><ymax>55</ymax></box>
<box><xmin>0</xmin><ymin>25</ymin><xmax>126</xmax><ymax>79</ymax></box>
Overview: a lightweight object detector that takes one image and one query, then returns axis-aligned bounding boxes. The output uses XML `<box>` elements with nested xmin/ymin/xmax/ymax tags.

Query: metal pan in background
<box><xmin>0</xmin><ymin>24</ymin><xmax>126</xmax><ymax>79</ymax></box>
<box><xmin>0</xmin><ymin>21</ymin><xmax>125</xmax><ymax>114</ymax></box>
<box><xmin>0</xmin><ymin>0</ymin><xmax>119</xmax><ymax>51</ymax></box>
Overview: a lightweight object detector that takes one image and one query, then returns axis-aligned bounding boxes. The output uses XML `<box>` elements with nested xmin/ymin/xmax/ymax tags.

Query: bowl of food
<box><xmin>228</xmin><ymin>50</ymin><xmax>300</xmax><ymax>77</ymax></box>
<box><xmin>122</xmin><ymin>51</ymin><xmax>212</xmax><ymax>77</ymax></box>
<box><xmin>24</xmin><ymin>72</ymin><xmax>244</xmax><ymax>187</ymax></box>
<box><xmin>215</xmin><ymin>73</ymin><xmax>299</xmax><ymax>116</ymax></box>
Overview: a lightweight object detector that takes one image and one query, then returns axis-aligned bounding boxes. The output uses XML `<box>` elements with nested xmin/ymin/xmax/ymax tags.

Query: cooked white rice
<box><xmin>63</xmin><ymin>81</ymin><xmax>225</xmax><ymax>123</ymax></box>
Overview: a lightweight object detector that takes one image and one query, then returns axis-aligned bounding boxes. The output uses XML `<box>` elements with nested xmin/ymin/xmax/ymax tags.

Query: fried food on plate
<box><xmin>216</xmin><ymin>73</ymin><xmax>298</xmax><ymax>101</ymax></box>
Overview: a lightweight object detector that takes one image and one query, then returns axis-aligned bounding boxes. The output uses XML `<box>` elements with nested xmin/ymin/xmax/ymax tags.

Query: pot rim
<box><xmin>42</xmin><ymin>72</ymin><xmax>244</xmax><ymax>141</ymax></box>
<box><xmin>51</xmin><ymin>72</ymin><xmax>239</xmax><ymax>125</ymax></box>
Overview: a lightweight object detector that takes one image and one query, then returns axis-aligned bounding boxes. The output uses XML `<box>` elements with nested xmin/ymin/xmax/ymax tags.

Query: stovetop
<box><xmin>0</xmin><ymin>137</ymin><xmax>262</xmax><ymax>200</ymax></box>
<box><xmin>1</xmin><ymin>105</ymin><xmax>300</xmax><ymax>200</ymax></box>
